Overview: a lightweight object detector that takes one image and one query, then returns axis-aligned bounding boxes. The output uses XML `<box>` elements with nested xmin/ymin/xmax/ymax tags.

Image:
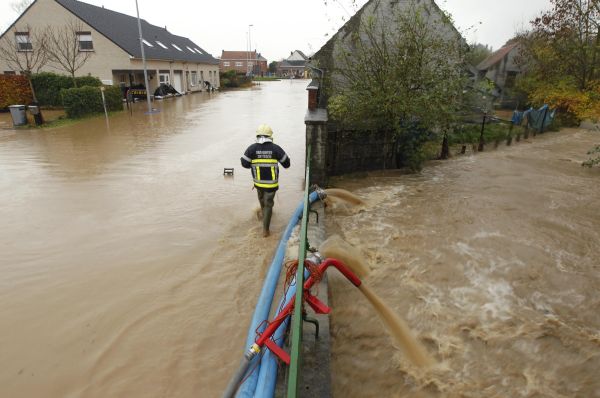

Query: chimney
<box><xmin>307</xmin><ymin>81</ymin><xmax>319</xmax><ymax>111</ymax></box>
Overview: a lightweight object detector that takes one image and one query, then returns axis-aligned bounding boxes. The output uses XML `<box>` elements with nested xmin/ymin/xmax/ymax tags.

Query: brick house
<box><xmin>0</xmin><ymin>0</ymin><xmax>220</xmax><ymax>93</ymax></box>
<box><xmin>220</xmin><ymin>50</ymin><xmax>268</xmax><ymax>76</ymax></box>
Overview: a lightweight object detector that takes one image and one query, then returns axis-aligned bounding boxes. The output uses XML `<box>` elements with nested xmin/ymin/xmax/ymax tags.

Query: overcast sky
<box><xmin>1</xmin><ymin>0</ymin><xmax>552</xmax><ymax>62</ymax></box>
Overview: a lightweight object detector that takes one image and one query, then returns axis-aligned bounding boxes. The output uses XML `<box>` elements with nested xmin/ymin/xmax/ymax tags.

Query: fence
<box><xmin>449</xmin><ymin>106</ymin><xmax>556</xmax><ymax>156</ymax></box>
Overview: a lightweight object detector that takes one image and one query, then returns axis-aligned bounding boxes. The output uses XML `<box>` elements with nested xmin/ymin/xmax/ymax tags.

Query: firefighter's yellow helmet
<box><xmin>256</xmin><ymin>124</ymin><xmax>273</xmax><ymax>137</ymax></box>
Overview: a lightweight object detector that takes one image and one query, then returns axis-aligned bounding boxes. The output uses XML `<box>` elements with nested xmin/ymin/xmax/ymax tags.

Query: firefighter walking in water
<box><xmin>241</xmin><ymin>124</ymin><xmax>291</xmax><ymax>237</ymax></box>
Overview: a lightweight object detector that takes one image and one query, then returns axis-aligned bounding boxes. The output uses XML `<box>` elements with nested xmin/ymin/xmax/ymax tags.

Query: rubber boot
<box><xmin>262</xmin><ymin>207</ymin><xmax>272</xmax><ymax>237</ymax></box>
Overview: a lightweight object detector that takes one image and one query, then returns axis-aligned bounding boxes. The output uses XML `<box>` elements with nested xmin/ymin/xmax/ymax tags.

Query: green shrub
<box><xmin>102</xmin><ymin>86</ymin><xmax>123</xmax><ymax>111</ymax></box>
<box><xmin>61</xmin><ymin>86</ymin><xmax>122</xmax><ymax>118</ymax></box>
<box><xmin>32</xmin><ymin>72</ymin><xmax>72</xmax><ymax>106</ymax></box>
<box><xmin>75</xmin><ymin>75</ymin><xmax>102</xmax><ymax>88</ymax></box>
<box><xmin>31</xmin><ymin>72</ymin><xmax>102</xmax><ymax>106</ymax></box>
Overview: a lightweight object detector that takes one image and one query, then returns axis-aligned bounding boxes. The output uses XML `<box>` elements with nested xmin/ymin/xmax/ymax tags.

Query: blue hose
<box><xmin>237</xmin><ymin>191</ymin><xmax>321</xmax><ymax>397</ymax></box>
<box><xmin>254</xmin><ymin>267</ymin><xmax>310</xmax><ymax>398</ymax></box>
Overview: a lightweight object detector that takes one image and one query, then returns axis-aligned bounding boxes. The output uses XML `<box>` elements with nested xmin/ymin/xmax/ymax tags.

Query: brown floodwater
<box><xmin>324</xmin><ymin>128</ymin><xmax>600</xmax><ymax>397</ymax></box>
<box><xmin>0</xmin><ymin>81</ymin><xmax>309</xmax><ymax>398</ymax></box>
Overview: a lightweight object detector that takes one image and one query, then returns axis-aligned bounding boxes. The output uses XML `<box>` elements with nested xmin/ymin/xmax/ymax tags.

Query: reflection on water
<box><xmin>326</xmin><ymin>128</ymin><xmax>600</xmax><ymax>397</ymax></box>
<box><xmin>0</xmin><ymin>81</ymin><xmax>308</xmax><ymax>398</ymax></box>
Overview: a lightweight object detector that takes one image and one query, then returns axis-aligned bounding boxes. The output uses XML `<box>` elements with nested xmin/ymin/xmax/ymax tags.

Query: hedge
<box><xmin>61</xmin><ymin>86</ymin><xmax>123</xmax><ymax>118</ymax></box>
<box><xmin>0</xmin><ymin>75</ymin><xmax>33</xmax><ymax>109</ymax></box>
<box><xmin>31</xmin><ymin>72</ymin><xmax>102</xmax><ymax>107</ymax></box>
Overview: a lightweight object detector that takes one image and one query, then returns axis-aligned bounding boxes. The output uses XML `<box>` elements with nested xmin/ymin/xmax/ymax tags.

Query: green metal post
<box><xmin>287</xmin><ymin>145</ymin><xmax>311</xmax><ymax>397</ymax></box>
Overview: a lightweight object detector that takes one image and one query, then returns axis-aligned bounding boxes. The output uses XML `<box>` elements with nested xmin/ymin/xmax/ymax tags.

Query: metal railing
<box><xmin>286</xmin><ymin>144</ymin><xmax>311</xmax><ymax>397</ymax></box>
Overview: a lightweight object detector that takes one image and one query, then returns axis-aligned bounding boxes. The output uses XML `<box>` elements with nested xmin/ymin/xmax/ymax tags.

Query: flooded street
<box><xmin>326</xmin><ymin>129</ymin><xmax>600</xmax><ymax>397</ymax></box>
<box><xmin>0</xmin><ymin>81</ymin><xmax>308</xmax><ymax>397</ymax></box>
<box><xmin>2</xmin><ymin>83</ymin><xmax>600</xmax><ymax>398</ymax></box>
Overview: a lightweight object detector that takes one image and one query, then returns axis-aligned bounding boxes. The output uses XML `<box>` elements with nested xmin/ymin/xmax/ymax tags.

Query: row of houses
<box><xmin>219</xmin><ymin>50</ymin><xmax>310</xmax><ymax>78</ymax></box>
<box><xmin>0</xmin><ymin>0</ymin><xmax>222</xmax><ymax>94</ymax></box>
<box><xmin>0</xmin><ymin>0</ymin><xmax>315</xmax><ymax>98</ymax></box>
<box><xmin>1</xmin><ymin>0</ymin><xmax>522</xmax><ymax>101</ymax></box>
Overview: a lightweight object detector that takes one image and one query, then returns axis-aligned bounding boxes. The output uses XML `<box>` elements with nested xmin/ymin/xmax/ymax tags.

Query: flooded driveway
<box><xmin>325</xmin><ymin>129</ymin><xmax>600</xmax><ymax>397</ymax></box>
<box><xmin>0</xmin><ymin>81</ymin><xmax>308</xmax><ymax>397</ymax></box>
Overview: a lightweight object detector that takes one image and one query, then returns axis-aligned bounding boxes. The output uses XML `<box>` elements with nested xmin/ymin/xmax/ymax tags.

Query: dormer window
<box><xmin>77</xmin><ymin>32</ymin><xmax>93</xmax><ymax>51</ymax></box>
<box><xmin>172</xmin><ymin>44</ymin><xmax>182</xmax><ymax>51</ymax></box>
<box><xmin>142</xmin><ymin>39</ymin><xmax>153</xmax><ymax>47</ymax></box>
<box><xmin>15</xmin><ymin>32</ymin><xmax>32</xmax><ymax>52</ymax></box>
<box><xmin>156</xmin><ymin>41</ymin><xmax>168</xmax><ymax>49</ymax></box>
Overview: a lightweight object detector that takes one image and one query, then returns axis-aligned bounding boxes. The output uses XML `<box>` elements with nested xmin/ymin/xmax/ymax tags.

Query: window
<box><xmin>194</xmin><ymin>48</ymin><xmax>202</xmax><ymax>54</ymax></box>
<box><xmin>223</xmin><ymin>61</ymin><xmax>230</xmax><ymax>67</ymax></box>
<box><xmin>172</xmin><ymin>44</ymin><xmax>182</xmax><ymax>51</ymax></box>
<box><xmin>186</xmin><ymin>46</ymin><xmax>196</xmax><ymax>53</ymax></box>
<box><xmin>142</xmin><ymin>39</ymin><xmax>153</xmax><ymax>47</ymax></box>
<box><xmin>77</xmin><ymin>32</ymin><xmax>93</xmax><ymax>51</ymax></box>
<box><xmin>15</xmin><ymin>32</ymin><xmax>32</xmax><ymax>52</ymax></box>
<box><xmin>235</xmin><ymin>62</ymin><xmax>243</xmax><ymax>67</ymax></box>
<box><xmin>191</xmin><ymin>71</ymin><xmax>197</xmax><ymax>86</ymax></box>
<box><xmin>156</xmin><ymin>41</ymin><xmax>168</xmax><ymax>49</ymax></box>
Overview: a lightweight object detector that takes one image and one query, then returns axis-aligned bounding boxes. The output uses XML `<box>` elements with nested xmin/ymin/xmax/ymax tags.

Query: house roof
<box><xmin>477</xmin><ymin>43</ymin><xmax>519</xmax><ymax>71</ymax></box>
<box><xmin>279</xmin><ymin>60</ymin><xmax>306</xmax><ymax>68</ymax></box>
<box><xmin>221</xmin><ymin>50</ymin><xmax>257</xmax><ymax>60</ymax></box>
<box><xmin>54</xmin><ymin>0</ymin><xmax>218</xmax><ymax>64</ymax></box>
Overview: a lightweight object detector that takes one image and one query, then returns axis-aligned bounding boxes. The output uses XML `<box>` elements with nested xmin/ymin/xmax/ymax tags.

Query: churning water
<box><xmin>324</xmin><ymin>128</ymin><xmax>600</xmax><ymax>397</ymax></box>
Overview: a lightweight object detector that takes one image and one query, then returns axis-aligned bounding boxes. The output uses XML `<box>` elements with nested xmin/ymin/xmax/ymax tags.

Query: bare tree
<box><xmin>45</xmin><ymin>19</ymin><xmax>93</xmax><ymax>87</ymax></box>
<box><xmin>0</xmin><ymin>25</ymin><xmax>48</xmax><ymax>101</ymax></box>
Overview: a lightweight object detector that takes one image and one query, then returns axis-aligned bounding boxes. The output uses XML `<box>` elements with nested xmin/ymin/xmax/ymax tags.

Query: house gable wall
<box><xmin>0</xmin><ymin>0</ymin><xmax>132</xmax><ymax>82</ymax></box>
<box><xmin>1</xmin><ymin>0</ymin><xmax>220</xmax><ymax>90</ymax></box>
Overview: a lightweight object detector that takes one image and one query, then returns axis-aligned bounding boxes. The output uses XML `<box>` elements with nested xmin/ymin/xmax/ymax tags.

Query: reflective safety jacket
<box><xmin>241</xmin><ymin>141</ymin><xmax>290</xmax><ymax>191</ymax></box>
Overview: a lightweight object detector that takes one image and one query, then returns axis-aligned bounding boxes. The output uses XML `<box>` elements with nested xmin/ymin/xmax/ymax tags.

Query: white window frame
<box><xmin>77</xmin><ymin>32</ymin><xmax>93</xmax><ymax>51</ymax></box>
<box><xmin>235</xmin><ymin>61</ymin><xmax>243</xmax><ymax>67</ymax></box>
<box><xmin>194</xmin><ymin>48</ymin><xmax>202</xmax><ymax>54</ymax></box>
<box><xmin>172</xmin><ymin>43</ymin><xmax>183</xmax><ymax>51</ymax></box>
<box><xmin>142</xmin><ymin>39</ymin><xmax>153</xmax><ymax>47</ymax></box>
<box><xmin>15</xmin><ymin>32</ymin><xmax>32</xmax><ymax>52</ymax></box>
<box><xmin>159</xmin><ymin>73</ymin><xmax>170</xmax><ymax>85</ymax></box>
<box><xmin>155</xmin><ymin>41</ymin><xmax>168</xmax><ymax>49</ymax></box>
<box><xmin>223</xmin><ymin>61</ymin><xmax>230</xmax><ymax>67</ymax></box>
<box><xmin>186</xmin><ymin>46</ymin><xmax>196</xmax><ymax>53</ymax></box>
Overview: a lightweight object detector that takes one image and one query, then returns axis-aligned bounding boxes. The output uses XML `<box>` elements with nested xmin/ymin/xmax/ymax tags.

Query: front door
<box><xmin>173</xmin><ymin>72</ymin><xmax>183</xmax><ymax>93</ymax></box>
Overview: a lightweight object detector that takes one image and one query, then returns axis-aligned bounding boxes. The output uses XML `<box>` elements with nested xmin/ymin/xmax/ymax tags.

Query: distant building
<box><xmin>477</xmin><ymin>42</ymin><xmax>522</xmax><ymax>106</ymax></box>
<box><xmin>220</xmin><ymin>50</ymin><xmax>267</xmax><ymax>76</ymax></box>
<box><xmin>277</xmin><ymin>50</ymin><xmax>308</xmax><ymax>78</ymax></box>
<box><xmin>0</xmin><ymin>0</ymin><xmax>220</xmax><ymax>92</ymax></box>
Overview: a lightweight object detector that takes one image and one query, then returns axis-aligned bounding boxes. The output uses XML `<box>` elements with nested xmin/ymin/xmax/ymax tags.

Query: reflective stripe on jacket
<box><xmin>240</xmin><ymin>141</ymin><xmax>290</xmax><ymax>191</ymax></box>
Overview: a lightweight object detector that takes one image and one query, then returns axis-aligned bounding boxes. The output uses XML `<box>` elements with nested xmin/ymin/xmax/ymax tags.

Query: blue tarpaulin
<box><xmin>512</xmin><ymin>110</ymin><xmax>524</xmax><ymax>125</ymax></box>
<box><xmin>524</xmin><ymin>105</ymin><xmax>555</xmax><ymax>132</ymax></box>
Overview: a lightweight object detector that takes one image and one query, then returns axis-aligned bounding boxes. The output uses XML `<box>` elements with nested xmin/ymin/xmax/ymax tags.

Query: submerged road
<box><xmin>0</xmin><ymin>80</ymin><xmax>308</xmax><ymax>397</ymax></box>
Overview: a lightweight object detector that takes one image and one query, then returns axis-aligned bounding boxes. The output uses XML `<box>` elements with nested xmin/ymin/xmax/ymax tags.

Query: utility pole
<box><xmin>135</xmin><ymin>0</ymin><xmax>153</xmax><ymax>114</ymax></box>
<box><xmin>248</xmin><ymin>24</ymin><xmax>253</xmax><ymax>77</ymax></box>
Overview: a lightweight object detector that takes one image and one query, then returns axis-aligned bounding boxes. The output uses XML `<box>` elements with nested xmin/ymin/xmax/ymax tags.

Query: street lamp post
<box><xmin>135</xmin><ymin>0</ymin><xmax>153</xmax><ymax>114</ymax></box>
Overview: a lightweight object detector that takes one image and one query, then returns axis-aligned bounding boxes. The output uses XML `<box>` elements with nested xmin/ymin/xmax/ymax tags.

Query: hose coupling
<box><xmin>245</xmin><ymin>343</ymin><xmax>261</xmax><ymax>361</ymax></box>
<box><xmin>311</xmin><ymin>185</ymin><xmax>327</xmax><ymax>201</ymax></box>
